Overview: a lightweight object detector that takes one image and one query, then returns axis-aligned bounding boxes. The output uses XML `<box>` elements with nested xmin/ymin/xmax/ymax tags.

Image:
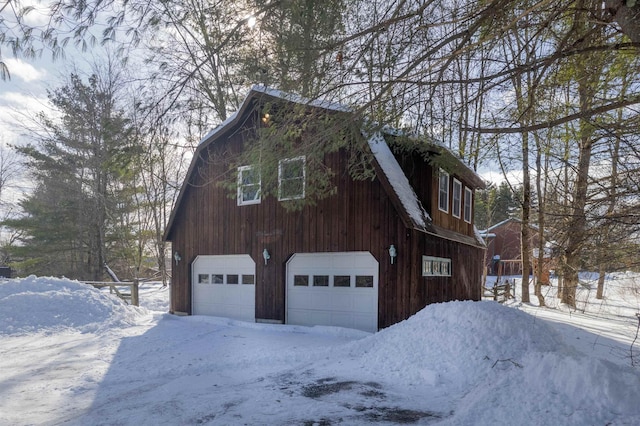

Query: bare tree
<box><xmin>0</xmin><ymin>141</ymin><xmax>21</xmax><ymax>204</ymax></box>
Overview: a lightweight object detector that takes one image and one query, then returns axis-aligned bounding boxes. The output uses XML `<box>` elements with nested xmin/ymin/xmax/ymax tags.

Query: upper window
<box><xmin>278</xmin><ymin>156</ymin><xmax>306</xmax><ymax>201</ymax></box>
<box><xmin>438</xmin><ymin>170</ymin><xmax>449</xmax><ymax>213</ymax></box>
<box><xmin>238</xmin><ymin>165</ymin><xmax>261</xmax><ymax>205</ymax></box>
<box><xmin>452</xmin><ymin>178</ymin><xmax>462</xmax><ymax>219</ymax></box>
<box><xmin>464</xmin><ymin>187</ymin><xmax>473</xmax><ymax>223</ymax></box>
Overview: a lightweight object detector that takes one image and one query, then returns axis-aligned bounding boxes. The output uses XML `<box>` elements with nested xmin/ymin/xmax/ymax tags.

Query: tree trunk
<box><xmin>520</xmin><ymin>130</ymin><xmax>531</xmax><ymax>304</ymax></box>
<box><xmin>561</xmin><ymin>136</ymin><xmax>592</xmax><ymax>307</ymax></box>
<box><xmin>596</xmin><ymin>263</ymin><xmax>606</xmax><ymax>299</ymax></box>
<box><xmin>561</xmin><ymin>252</ymin><xmax>580</xmax><ymax>308</ymax></box>
<box><xmin>595</xmin><ymin>92</ymin><xmax>623</xmax><ymax>299</ymax></box>
<box><xmin>533</xmin><ymin>134</ymin><xmax>546</xmax><ymax>307</ymax></box>
<box><xmin>557</xmin><ymin>262</ymin><xmax>564</xmax><ymax>300</ymax></box>
<box><xmin>561</xmin><ymin>0</ymin><xmax>601</xmax><ymax>308</ymax></box>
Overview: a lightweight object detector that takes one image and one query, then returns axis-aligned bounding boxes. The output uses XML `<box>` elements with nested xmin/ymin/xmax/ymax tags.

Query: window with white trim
<box><xmin>422</xmin><ymin>256</ymin><xmax>452</xmax><ymax>277</ymax></box>
<box><xmin>452</xmin><ymin>178</ymin><xmax>462</xmax><ymax>218</ymax></box>
<box><xmin>237</xmin><ymin>165</ymin><xmax>261</xmax><ymax>205</ymax></box>
<box><xmin>464</xmin><ymin>187</ymin><xmax>473</xmax><ymax>223</ymax></box>
<box><xmin>438</xmin><ymin>170</ymin><xmax>449</xmax><ymax>213</ymax></box>
<box><xmin>278</xmin><ymin>156</ymin><xmax>306</xmax><ymax>200</ymax></box>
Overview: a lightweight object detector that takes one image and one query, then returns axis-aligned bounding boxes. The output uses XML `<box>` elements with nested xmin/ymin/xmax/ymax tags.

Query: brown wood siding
<box><xmin>428</xmin><ymin>166</ymin><xmax>477</xmax><ymax>236</ymax></box>
<box><xmin>169</xmin><ymin>130</ymin><xmax>407</xmax><ymax>322</ymax></box>
<box><xmin>375</xmin><ymin>228</ymin><xmax>482</xmax><ymax>329</ymax></box>
<box><xmin>393</xmin><ymin>150</ymin><xmax>478</xmax><ymax>237</ymax></box>
<box><xmin>168</xmin><ymin>108</ymin><xmax>484</xmax><ymax>329</ymax></box>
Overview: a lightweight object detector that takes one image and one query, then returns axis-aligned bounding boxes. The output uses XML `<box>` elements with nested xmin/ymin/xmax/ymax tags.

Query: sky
<box><xmin>1</xmin><ymin>0</ymin><xmax>55</xmax><ymax>145</ymax></box>
<box><xmin>1</xmin><ymin>274</ymin><xmax>640</xmax><ymax>425</ymax></box>
<box><xmin>0</xmin><ymin>56</ymin><xmax>51</xmax><ymax>146</ymax></box>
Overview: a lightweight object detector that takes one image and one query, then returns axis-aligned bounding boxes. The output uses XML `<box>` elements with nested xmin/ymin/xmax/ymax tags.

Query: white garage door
<box><xmin>192</xmin><ymin>255</ymin><xmax>255</xmax><ymax>322</ymax></box>
<box><xmin>286</xmin><ymin>252</ymin><xmax>378</xmax><ymax>332</ymax></box>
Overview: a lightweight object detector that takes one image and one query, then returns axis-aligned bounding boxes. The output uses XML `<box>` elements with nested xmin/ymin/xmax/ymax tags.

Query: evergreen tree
<box><xmin>6</xmin><ymin>72</ymin><xmax>139</xmax><ymax>280</ymax></box>
<box><xmin>248</xmin><ymin>0</ymin><xmax>347</xmax><ymax>97</ymax></box>
<box><xmin>474</xmin><ymin>182</ymin><xmax>521</xmax><ymax>229</ymax></box>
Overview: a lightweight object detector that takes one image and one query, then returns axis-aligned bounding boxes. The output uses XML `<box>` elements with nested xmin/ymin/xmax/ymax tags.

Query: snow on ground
<box><xmin>1</xmin><ymin>275</ymin><xmax>640</xmax><ymax>425</ymax></box>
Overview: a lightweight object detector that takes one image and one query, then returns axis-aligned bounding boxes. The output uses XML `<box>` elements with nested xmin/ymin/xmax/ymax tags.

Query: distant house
<box><xmin>164</xmin><ymin>86</ymin><xmax>486</xmax><ymax>332</ymax></box>
<box><xmin>479</xmin><ymin>218</ymin><xmax>551</xmax><ymax>279</ymax></box>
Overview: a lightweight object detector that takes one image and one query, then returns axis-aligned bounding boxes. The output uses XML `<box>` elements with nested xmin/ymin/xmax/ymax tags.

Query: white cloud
<box><xmin>0</xmin><ymin>0</ymin><xmax>51</xmax><ymax>27</ymax></box>
<box><xmin>0</xmin><ymin>91</ymin><xmax>51</xmax><ymax>146</ymax></box>
<box><xmin>0</xmin><ymin>91</ymin><xmax>50</xmax><ymax>115</ymax></box>
<box><xmin>4</xmin><ymin>58</ymin><xmax>47</xmax><ymax>83</ymax></box>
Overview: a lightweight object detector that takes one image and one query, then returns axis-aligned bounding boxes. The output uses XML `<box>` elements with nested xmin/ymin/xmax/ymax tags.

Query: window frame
<box><xmin>355</xmin><ymin>275</ymin><xmax>374</xmax><ymax>288</ymax></box>
<box><xmin>438</xmin><ymin>170</ymin><xmax>450</xmax><ymax>213</ymax></box>
<box><xmin>464</xmin><ymin>187</ymin><xmax>473</xmax><ymax>223</ymax></box>
<box><xmin>237</xmin><ymin>165</ymin><xmax>261</xmax><ymax>206</ymax></box>
<box><xmin>333</xmin><ymin>275</ymin><xmax>351</xmax><ymax>287</ymax></box>
<box><xmin>422</xmin><ymin>256</ymin><xmax>452</xmax><ymax>277</ymax></box>
<box><xmin>452</xmin><ymin>178</ymin><xmax>462</xmax><ymax>219</ymax></box>
<box><xmin>278</xmin><ymin>156</ymin><xmax>306</xmax><ymax>201</ymax></box>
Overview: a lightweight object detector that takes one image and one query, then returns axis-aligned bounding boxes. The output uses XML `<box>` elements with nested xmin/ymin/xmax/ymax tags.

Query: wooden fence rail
<box><xmin>83</xmin><ymin>280</ymin><xmax>139</xmax><ymax>306</ymax></box>
<box><xmin>483</xmin><ymin>280</ymin><xmax>514</xmax><ymax>303</ymax></box>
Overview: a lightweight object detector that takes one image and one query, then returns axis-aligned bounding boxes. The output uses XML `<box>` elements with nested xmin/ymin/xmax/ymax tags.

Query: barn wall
<box><xmin>169</xmin><ymin>123</ymin><xmax>408</xmax><ymax>322</ymax></box>
<box><xmin>377</xmin><ymin>229</ymin><xmax>484</xmax><ymax>329</ymax></box>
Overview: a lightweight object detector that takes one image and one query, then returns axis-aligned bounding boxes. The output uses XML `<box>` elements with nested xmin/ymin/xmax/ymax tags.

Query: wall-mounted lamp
<box><xmin>263</xmin><ymin>248</ymin><xmax>271</xmax><ymax>265</ymax></box>
<box><xmin>389</xmin><ymin>245</ymin><xmax>397</xmax><ymax>264</ymax></box>
<box><xmin>174</xmin><ymin>251</ymin><xmax>182</xmax><ymax>265</ymax></box>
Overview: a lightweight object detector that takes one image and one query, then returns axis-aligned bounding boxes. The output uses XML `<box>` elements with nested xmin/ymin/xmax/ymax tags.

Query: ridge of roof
<box><xmin>251</xmin><ymin>85</ymin><xmax>352</xmax><ymax>113</ymax></box>
<box><xmin>197</xmin><ymin>85</ymin><xmax>351</xmax><ymax>147</ymax></box>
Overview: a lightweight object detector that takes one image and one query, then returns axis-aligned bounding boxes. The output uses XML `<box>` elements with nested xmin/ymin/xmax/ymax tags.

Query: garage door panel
<box><xmin>353</xmin><ymin>314</ymin><xmax>377</xmax><ymax>331</ymax></box>
<box><xmin>287</xmin><ymin>252</ymin><xmax>378</xmax><ymax>332</ymax></box>
<box><xmin>288</xmin><ymin>309</ymin><xmax>331</xmax><ymax>327</ymax></box>
<box><xmin>192</xmin><ymin>255</ymin><xmax>255</xmax><ymax>322</ymax></box>
<box><xmin>329</xmin><ymin>293</ymin><xmax>353</xmax><ymax>311</ymax></box>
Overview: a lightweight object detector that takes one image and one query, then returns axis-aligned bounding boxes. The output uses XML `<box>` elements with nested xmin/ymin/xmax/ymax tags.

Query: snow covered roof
<box><xmin>199</xmin><ymin>110</ymin><xmax>241</xmax><ymax>144</ymax></box>
<box><xmin>198</xmin><ymin>85</ymin><xmax>351</xmax><ymax>146</ymax></box>
<box><xmin>251</xmin><ymin>85</ymin><xmax>352</xmax><ymax>113</ymax></box>
<box><xmin>367</xmin><ymin>132</ymin><xmax>430</xmax><ymax>230</ymax></box>
<box><xmin>482</xmin><ymin>217</ymin><xmax>540</xmax><ymax>233</ymax></box>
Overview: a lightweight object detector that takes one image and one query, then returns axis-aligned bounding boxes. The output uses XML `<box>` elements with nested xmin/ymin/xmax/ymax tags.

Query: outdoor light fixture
<box><xmin>389</xmin><ymin>245</ymin><xmax>397</xmax><ymax>264</ymax></box>
<box><xmin>263</xmin><ymin>248</ymin><xmax>271</xmax><ymax>265</ymax></box>
<box><xmin>174</xmin><ymin>251</ymin><xmax>181</xmax><ymax>265</ymax></box>
<box><xmin>262</xmin><ymin>113</ymin><xmax>270</xmax><ymax>125</ymax></box>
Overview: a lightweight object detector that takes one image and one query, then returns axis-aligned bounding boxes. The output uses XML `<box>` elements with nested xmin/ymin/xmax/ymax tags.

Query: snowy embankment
<box><xmin>1</xmin><ymin>276</ymin><xmax>640</xmax><ymax>425</ymax></box>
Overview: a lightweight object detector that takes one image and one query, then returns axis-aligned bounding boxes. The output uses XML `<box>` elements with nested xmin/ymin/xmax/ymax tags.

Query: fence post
<box><xmin>132</xmin><ymin>279</ymin><xmax>139</xmax><ymax>306</ymax></box>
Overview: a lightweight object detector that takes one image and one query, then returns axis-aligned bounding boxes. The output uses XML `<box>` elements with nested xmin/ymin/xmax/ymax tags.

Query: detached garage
<box><xmin>164</xmin><ymin>86</ymin><xmax>487</xmax><ymax>333</ymax></box>
<box><xmin>191</xmin><ymin>255</ymin><xmax>256</xmax><ymax>322</ymax></box>
<box><xmin>286</xmin><ymin>252</ymin><xmax>379</xmax><ymax>333</ymax></box>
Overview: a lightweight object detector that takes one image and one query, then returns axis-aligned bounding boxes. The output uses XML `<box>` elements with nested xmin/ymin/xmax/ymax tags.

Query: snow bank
<box><xmin>350</xmin><ymin>301</ymin><xmax>562</xmax><ymax>387</ymax></box>
<box><xmin>2</xmin><ymin>283</ymin><xmax>640</xmax><ymax>425</ymax></box>
<box><xmin>346</xmin><ymin>300</ymin><xmax>640</xmax><ymax>425</ymax></box>
<box><xmin>0</xmin><ymin>276</ymin><xmax>146</xmax><ymax>335</ymax></box>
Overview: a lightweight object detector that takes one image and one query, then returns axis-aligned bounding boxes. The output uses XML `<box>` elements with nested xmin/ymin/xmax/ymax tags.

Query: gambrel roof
<box><xmin>165</xmin><ymin>85</ymin><xmax>486</xmax><ymax>247</ymax></box>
